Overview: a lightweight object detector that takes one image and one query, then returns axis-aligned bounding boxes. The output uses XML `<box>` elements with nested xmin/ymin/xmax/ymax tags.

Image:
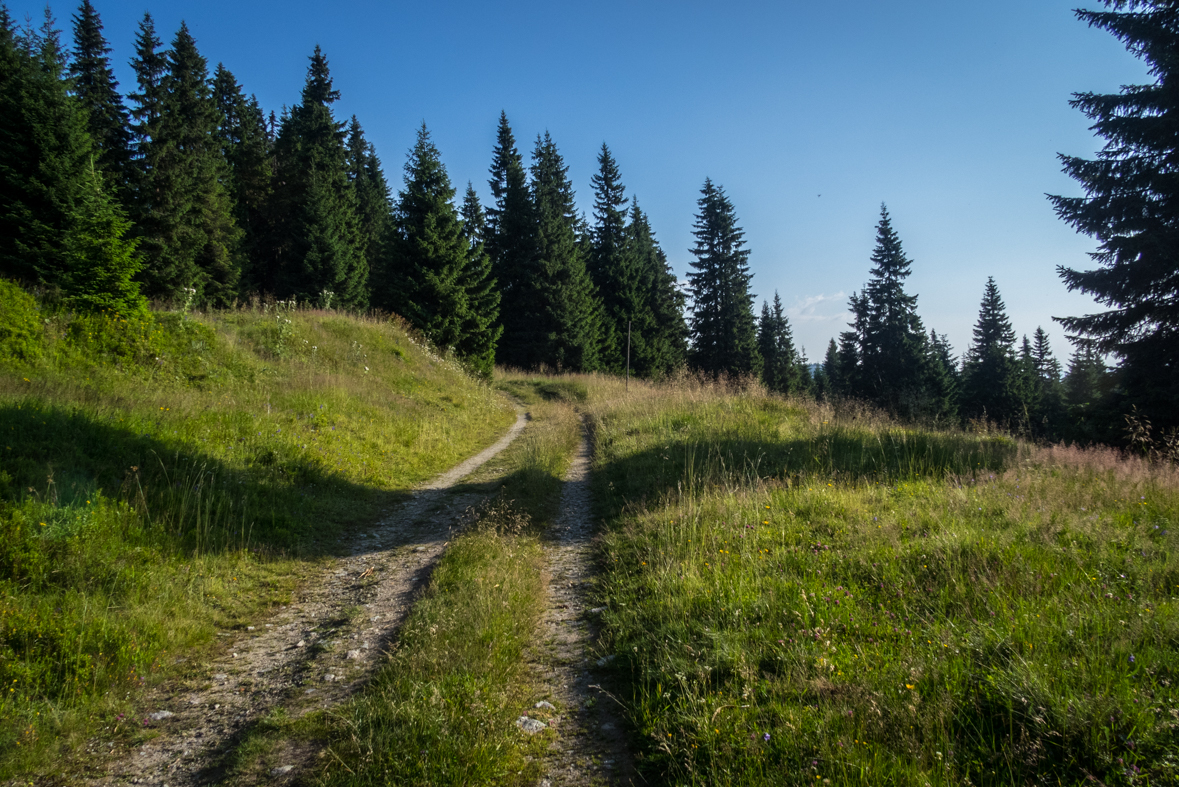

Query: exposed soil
<box><xmin>79</xmin><ymin>411</ymin><xmax>529</xmax><ymax>786</ymax></box>
<box><xmin>528</xmin><ymin>419</ymin><xmax>637</xmax><ymax>786</ymax></box>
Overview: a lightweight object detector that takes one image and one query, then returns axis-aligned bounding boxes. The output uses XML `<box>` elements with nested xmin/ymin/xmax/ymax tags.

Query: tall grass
<box><xmin>582</xmin><ymin>379</ymin><xmax>1179</xmax><ymax>786</ymax></box>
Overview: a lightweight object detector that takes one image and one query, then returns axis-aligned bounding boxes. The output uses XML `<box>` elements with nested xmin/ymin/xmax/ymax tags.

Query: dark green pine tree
<box><xmin>69</xmin><ymin>0</ymin><xmax>132</xmax><ymax>198</ymax></box>
<box><xmin>588</xmin><ymin>144</ymin><xmax>643</xmax><ymax>372</ymax></box>
<box><xmin>626</xmin><ymin>201</ymin><xmax>687</xmax><ymax>376</ymax></box>
<box><xmin>457</xmin><ymin>183</ymin><xmax>502</xmax><ymax>377</ymax></box>
<box><xmin>924</xmin><ymin>329</ymin><xmax>959</xmax><ymax>422</ymax></box>
<box><xmin>1049</xmin><ymin>0</ymin><xmax>1179</xmax><ymax>432</ymax></box>
<box><xmin>686</xmin><ymin>178</ymin><xmax>760</xmax><ymax>378</ymax></box>
<box><xmin>530</xmin><ymin>131</ymin><xmax>603</xmax><ymax>372</ymax></box>
<box><xmin>131</xmin><ymin>22</ymin><xmax>242</xmax><ymax>306</ymax></box>
<box><xmin>212</xmin><ymin>64</ymin><xmax>271</xmax><ymax>294</ymax></box>
<box><xmin>485</xmin><ymin>112</ymin><xmax>538</xmax><ymax>368</ymax></box>
<box><xmin>851</xmin><ymin>205</ymin><xmax>930</xmax><ymax>417</ymax></box>
<box><xmin>345</xmin><ymin>116</ymin><xmax>392</xmax><ymax>308</ymax></box>
<box><xmin>127</xmin><ymin>13</ymin><xmax>164</xmax><ymax>208</ymax></box>
<box><xmin>961</xmin><ymin>277</ymin><xmax>1023</xmax><ymax>426</ymax></box>
<box><xmin>758</xmin><ymin>292</ymin><xmax>804</xmax><ymax>395</ymax></box>
<box><xmin>0</xmin><ymin>9</ymin><xmax>95</xmax><ymax>289</ymax></box>
<box><xmin>266</xmin><ymin>46</ymin><xmax>366</xmax><ymax>308</ymax></box>
<box><xmin>388</xmin><ymin>123</ymin><xmax>469</xmax><ymax>351</ymax></box>
<box><xmin>816</xmin><ymin>338</ymin><xmax>842</xmax><ymax>399</ymax></box>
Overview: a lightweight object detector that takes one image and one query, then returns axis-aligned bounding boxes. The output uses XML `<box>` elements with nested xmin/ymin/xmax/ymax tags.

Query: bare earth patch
<box><xmin>80</xmin><ymin>410</ymin><xmax>528</xmax><ymax>786</ymax></box>
<box><xmin>528</xmin><ymin>420</ymin><xmax>636</xmax><ymax>786</ymax></box>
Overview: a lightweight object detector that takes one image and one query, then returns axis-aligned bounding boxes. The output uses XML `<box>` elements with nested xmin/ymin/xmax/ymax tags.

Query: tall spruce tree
<box><xmin>212</xmin><ymin>64</ymin><xmax>271</xmax><ymax>293</ymax></box>
<box><xmin>0</xmin><ymin>9</ymin><xmax>94</xmax><ymax>288</ymax></box>
<box><xmin>846</xmin><ymin>205</ymin><xmax>930</xmax><ymax>417</ymax></box>
<box><xmin>457</xmin><ymin>183</ymin><xmax>501</xmax><ymax>377</ymax></box>
<box><xmin>130</xmin><ymin>22</ymin><xmax>241</xmax><ymax>305</ymax></box>
<box><xmin>1050</xmin><ymin>0</ymin><xmax>1179</xmax><ymax>431</ymax></box>
<box><xmin>485</xmin><ymin>112</ymin><xmax>538</xmax><ymax>367</ymax></box>
<box><xmin>627</xmin><ymin>201</ymin><xmax>687</xmax><ymax>375</ymax></box>
<box><xmin>266</xmin><ymin>46</ymin><xmax>366</xmax><ymax>308</ymax></box>
<box><xmin>588</xmin><ymin>143</ymin><xmax>641</xmax><ymax>371</ymax></box>
<box><xmin>345</xmin><ymin>116</ymin><xmax>392</xmax><ymax>307</ymax></box>
<box><xmin>388</xmin><ymin>124</ymin><xmax>470</xmax><ymax>351</ymax></box>
<box><xmin>961</xmin><ymin>277</ymin><xmax>1023</xmax><ymax>425</ymax></box>
<box><xmin>686</xmin><ymin>179</ymin><xmax>760</xmax><ymax>377</ymax></box>
<box><xmin>69</xmin><ymin>0</ymin><xmax>132</xmax><ymax>197</ymax></box>
<box><xmin>530</xmin><ymin>131</ymin><xmax>603</xmax><ymax>371</ymax></box>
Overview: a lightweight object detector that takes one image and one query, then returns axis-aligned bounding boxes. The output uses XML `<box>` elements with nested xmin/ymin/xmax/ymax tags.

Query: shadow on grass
<box><xmin>594</xmin><ymin>427</ymin><xmax>1019</xmax><ymax>518</ymax></box>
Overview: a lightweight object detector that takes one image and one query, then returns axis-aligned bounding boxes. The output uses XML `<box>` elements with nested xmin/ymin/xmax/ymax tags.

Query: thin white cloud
<box><xmin>787</xmin><ymin>292</ymin><xmax>849</xmax><ymax>323</ymax></box>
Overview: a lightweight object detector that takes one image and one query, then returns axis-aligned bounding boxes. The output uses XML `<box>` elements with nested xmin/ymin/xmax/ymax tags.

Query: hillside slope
<box><xmin>0</xmin><ymin>282</ymin><xmax>514</xmax><ymax>775</ymax></box>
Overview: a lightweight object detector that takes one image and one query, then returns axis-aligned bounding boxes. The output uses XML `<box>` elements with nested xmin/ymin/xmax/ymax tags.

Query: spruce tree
<box><xmin>847</xmin><ymin>205</ymin><xmax>930</xmax><ymax>417</ymax></box>
<box><xmin>212</xmin><ymin>64</ymin><xmax>271</xmax><ymax>293</ymax></box>
<box><xmin>60</xmin><ymin>162</ymin><xmax>146</xmax><ymax>315</ymax></box>
<box><xmin>484</xmin><ymin>112</ymin><xmax>538</xmax><ymax>368</ymax></box>
<box><xmin>686</xmin><ymin>178</ymin><xmax>760</xmax><ymax>378</ymax></box>
<box><xmin>0</xmin><ymin>9</ymin><xmax>96</xmax><ymax>288</ymax></box>
<box><xmin>530</xmin><ymin>131</ymin><xmax>603</xmax><ymax>371</ymax></box>
<box><xmin>266</xmin><ymin>46</ymin><xmax>366</xmax><ymax>308</ymax></box>
<box><xmin>758</xmin><ymin>292</ymin><xmax>803</xmax><ymax>395</ymax></box>
<box><xmin>627</xmin><ymin>201</ymin><xmax>687</xmax><ymax>375</ymax></box>
<box><xmin>389</xmin><ymin>124</ymin><xmax>469</xmax><ymax>350</ymax></box>
<box><xmin>588</xmin><ymin>143</ymin><xmax>641</xmax><ymax>371</ymax></box>
<box><xmin>345</xmin><ymin>116</ymin><xmax>392</xmax><ymax>306</ymax></box>
<box><xmin>961</xmin><ymin>277</ymin><xmax>1022</xmax><ymax>426</ymax></box>
<box><xmin>924</xmin><ymin>329</ymin><xmax>959</xmax><ymax>422</ymax></box>
<box><xmin>457</xmin><ymin>183</ymin><xmax>501</xmax><ymax>377</ymax></box>
<box><xmin>131</xmin><ymin>22</ymin><xmax>241</xmax><ymax>306</ymax></box>
<box><xmin>1050</xmin><ymin>0</ymin><xmax>1179</xmax><ymax>431</ymax></box>
<box><xmin>69</xmin><ymin>0</ymin><xmax>132</xmax><ymax>197</ymax></box>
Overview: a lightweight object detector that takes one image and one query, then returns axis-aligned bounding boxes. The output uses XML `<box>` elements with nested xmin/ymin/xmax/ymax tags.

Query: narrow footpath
<box><xmin>84</xmin><ymin>411</ymin><xmax>529</xmax><ymax>787</ymax></box>
<box><xmin>530</xmin><ymin>419</ymin><xmax>637</xmax><ymax>786</ymax></box>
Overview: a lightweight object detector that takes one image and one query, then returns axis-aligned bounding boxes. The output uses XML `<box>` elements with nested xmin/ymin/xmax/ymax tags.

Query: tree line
<box><xmin>0</xmin><ymin>0</ymin><xmax>1172</xmax><ymax>448</ymax></box>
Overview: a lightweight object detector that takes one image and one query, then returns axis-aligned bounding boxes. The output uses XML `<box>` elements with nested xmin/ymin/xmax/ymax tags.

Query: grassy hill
<box><xmin>0</xmin><ymin>281</ymin><xmax>514</xmax><ymax>774</ymax></box>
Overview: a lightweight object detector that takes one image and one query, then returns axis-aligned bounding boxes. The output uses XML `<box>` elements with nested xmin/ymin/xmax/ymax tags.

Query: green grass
<box><xmin>0</xmin><ymin>289</ymin><xmax>514</xmax><ymax>778</ymax></box>
<box><xmin>576</xmin><ymin>377</ymin><xmax>1179</xmax><ymax>786</ymax></box>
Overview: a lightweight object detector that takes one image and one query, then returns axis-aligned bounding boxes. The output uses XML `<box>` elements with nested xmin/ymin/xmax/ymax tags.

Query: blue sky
<box><xmin>10</xmin><ymin>0</ymin><xmax>1148</xmax><ymax>365</ymax></box>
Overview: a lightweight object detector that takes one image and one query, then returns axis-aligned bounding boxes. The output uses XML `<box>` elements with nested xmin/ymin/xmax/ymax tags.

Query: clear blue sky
<box><xmin>10</xmin><ymin>0</ymin><xmax>1148</xmax><ymax>365</ymax></box>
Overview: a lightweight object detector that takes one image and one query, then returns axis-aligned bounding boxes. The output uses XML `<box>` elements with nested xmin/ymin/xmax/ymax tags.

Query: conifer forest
<box><xmin>1</xmin><ymin>0</ymin><xmax>1175</xmax><ymax>448</ymax></box>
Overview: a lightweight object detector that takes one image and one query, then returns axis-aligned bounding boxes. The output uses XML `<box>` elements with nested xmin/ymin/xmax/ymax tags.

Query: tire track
<box><xmin>530</xmin><ymin>418</ymin><xmax>636</xmax><ymax>786</ymax></box>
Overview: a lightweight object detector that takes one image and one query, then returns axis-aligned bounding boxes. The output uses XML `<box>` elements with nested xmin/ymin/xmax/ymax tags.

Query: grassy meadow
<box><xmin>577</xmin><ymin>375</ymin><xmax>1179</xmax><ymax>786</ymax></box>
<box><xmin>0</xmin><ymin>283</ymin><xmax>514</xmax><ymax>778</ymax></box>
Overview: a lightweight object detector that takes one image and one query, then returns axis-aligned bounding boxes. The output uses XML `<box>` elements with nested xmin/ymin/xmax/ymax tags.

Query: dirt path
<box><xmin>82</xmin><ymin>411</ymin><xmax>529</xmax><ymax>787</ymax></box>
<box><xmin>530</xmin><ymin>419</ymin><xmax>637</xmax><ymax>786</ymax></box>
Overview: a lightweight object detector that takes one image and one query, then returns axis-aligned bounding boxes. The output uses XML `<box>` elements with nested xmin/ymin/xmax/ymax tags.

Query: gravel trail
<box><xmin>82</xmin><ymin>410</ymin><xmax>528</xmax><ymax>786</ymax></box>
<box><xmin>530</xmin><ymin>419</ymin><xmax>637</xmax><ymax>786</ymax></box>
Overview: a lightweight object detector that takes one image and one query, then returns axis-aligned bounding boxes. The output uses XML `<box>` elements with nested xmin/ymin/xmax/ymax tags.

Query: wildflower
<box><xmin>763</xmin><ymin>732</ymin><xmax>771</xmax><ymax>741</ymax></box>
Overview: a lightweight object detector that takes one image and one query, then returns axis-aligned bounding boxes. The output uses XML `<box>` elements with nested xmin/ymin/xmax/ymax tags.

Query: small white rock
<box><xmin>324</xmin><ymin>674</ymin><xmax>337</xmax><ymax>682</ymax></box>
<box><xmin>590</xmin><ymin>607</ymin><xmax>607</xmax><ymax>614</ymax></box>
<box><xmin>296</xmin><ymin>640</ymin><xmax>306</xmax><ymax>648</ymax></box>
<box><xmin>212</xmin><ymin>673</ymin><xmax>228</xmax><ymax>681</ymax></box>
<box><xmin>149</xmin><ymin>711</ymin><xmax>174</xmax><ymax>721</ymax></box>
<box><xmin>346</xmin><ymin>650</ymin><xmax>362</xmax><ymax>660</ymax></box>
<box><xmin>535</xmin><ymin>700</ymin><xmax>556</xmax><ymax>710</ymax></box>
<box><xmin>271</xmin><ymin>765</ymin><xmax>294</xmax><ymax>775</ymax></box>
<box><xmin>515</xmin><ymin>716</ymin><xmax>547</xmax><ymax>734</ymax></box>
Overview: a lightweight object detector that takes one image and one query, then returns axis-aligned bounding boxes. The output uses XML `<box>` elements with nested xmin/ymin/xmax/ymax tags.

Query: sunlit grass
<box><xmin>582</xmin><ymin>380</ymin><xmax>1179</xmax><ymax>786</ymax></box>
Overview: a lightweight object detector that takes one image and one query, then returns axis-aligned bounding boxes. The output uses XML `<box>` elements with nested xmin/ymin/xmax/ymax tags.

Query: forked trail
<box><xmin>530</xmin><ymin>420</ymin><xmax>637</xmax><ymax>786</ymax></box>
<box><xmin>84</xmin><ymin>411</ymin><xmax>528</xmax><ymax>787</ymax></box>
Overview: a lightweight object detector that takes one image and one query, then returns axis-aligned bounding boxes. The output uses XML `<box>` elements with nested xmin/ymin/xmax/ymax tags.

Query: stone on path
<box><xmin>516</xmin><ymin>716</ymin><xmax>547</xmax><ymax>734</ymax></box>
